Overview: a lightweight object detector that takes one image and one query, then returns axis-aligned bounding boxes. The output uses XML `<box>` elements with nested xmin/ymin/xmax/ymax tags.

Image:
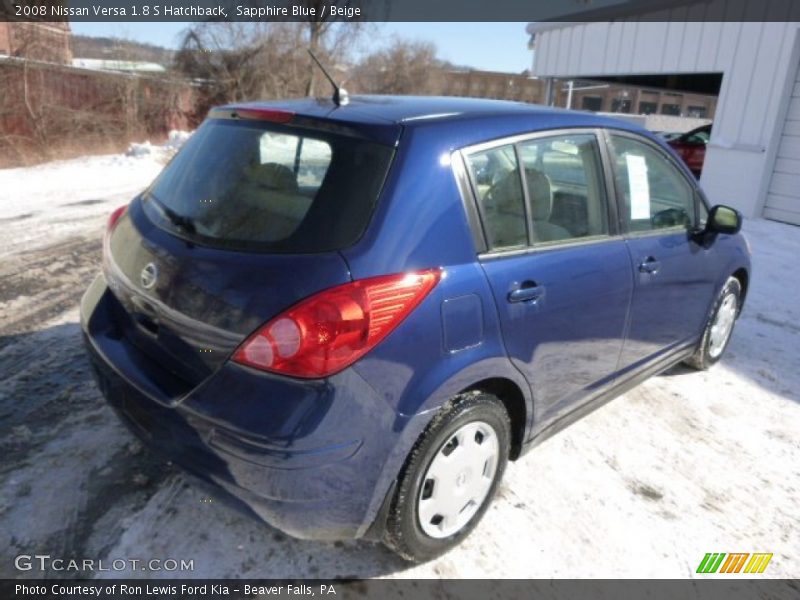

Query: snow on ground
<box><xmin>0</xmin><ymin>131</ymin><xmax>190</xmax><ymax>256</ymax></box>
<box><xmin>126</xmin><ymin>130</ymin><xmax>192</xmax><ymax>160</ymax></box>
<box><xmin>0</xmin><ymin>148</ymin><xmax>798</xmax><ymax>581</ymax></box>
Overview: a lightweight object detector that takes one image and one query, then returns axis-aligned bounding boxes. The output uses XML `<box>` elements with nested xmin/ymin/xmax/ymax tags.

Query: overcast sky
<box><xmin>69</xmin><ymin>22</ymin><xmax>533</xmax><ymax>73</ymax></box>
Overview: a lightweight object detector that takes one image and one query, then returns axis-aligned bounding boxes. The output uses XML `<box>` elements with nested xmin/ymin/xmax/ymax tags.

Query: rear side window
<box><xmin>466</xmin><ymin>145</ymin><xmax>527</xmax><ymax>250</ymax></box>
<box><xmin>465</xmin><ymin>133</ymin><xmax>609</xmax><ymax>251</ymax></box>
<box><xmin>142</xmin><ymin>119</ymin><xmax>394</xmax><ymax>253</ymax></box>
<box><xmin>517</xmin><ymin>134</ymin><xmax>609</xmax><ymax>242</ymax></box>
<box><xmin>608</xmin><ymin>135</ymin><xmax>696</xmax><ymax>232</ymax></box>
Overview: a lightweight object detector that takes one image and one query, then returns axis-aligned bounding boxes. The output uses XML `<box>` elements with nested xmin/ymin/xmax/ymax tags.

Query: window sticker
<box><xmin>626</xmin><ymin>154</ymin><xmax>651</xmax><ymax>220</ymax></box>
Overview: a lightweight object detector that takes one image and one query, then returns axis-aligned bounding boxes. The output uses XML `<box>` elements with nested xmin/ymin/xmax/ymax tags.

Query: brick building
<box><xmin>441</xmin><ymin>69</ymin><xmax>544</xmax><ymax>103</ymax></box>
<box><xmin>0</xmin><ymin>22</ymin><xmax>72</xmax><ymax>64</ymax></box>
<box><xmin>439</xmin><ymin>69</ymin><xmax>717</xmax><ymax>120</ymax></box>
<box><xmin>559</xmin><ymin>79</ymin><xmax>717</xmax><ymax>119</ymax></box>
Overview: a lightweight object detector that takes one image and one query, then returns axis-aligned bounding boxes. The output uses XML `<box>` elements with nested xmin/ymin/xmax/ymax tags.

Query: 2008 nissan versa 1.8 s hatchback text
<box><xmin>81</xmin><ymin>96</ymin><xmax>751</xmax><ymax>562</ymax></box>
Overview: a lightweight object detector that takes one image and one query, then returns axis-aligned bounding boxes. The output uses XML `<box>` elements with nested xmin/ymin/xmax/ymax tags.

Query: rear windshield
<box><xmin>142</xmin><ymin>118</ymin><xmax>395</xmax><ymax>253</ymax></box>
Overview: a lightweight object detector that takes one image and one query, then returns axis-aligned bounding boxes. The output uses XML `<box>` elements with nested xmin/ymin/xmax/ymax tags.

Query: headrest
<box><xmin>245</xmin><ymin>162</ymin><xmax>299</xmax><ymax>194</ymax></box>
<box><xmin>525</xmin><ymin>168</ymin><xmax>553</xmax><ymax>222</ymax></box>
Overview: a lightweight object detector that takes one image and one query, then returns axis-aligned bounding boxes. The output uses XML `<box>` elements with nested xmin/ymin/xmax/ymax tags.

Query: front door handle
<box><xmin>638</xmin><ymin>256</ymin><xmax>661</xmax><ymax>274</ymax></box>
<box><xmin>508</xmin><ymin>281</ymin><xmax>544</xmax><ymax>303</ymax></box>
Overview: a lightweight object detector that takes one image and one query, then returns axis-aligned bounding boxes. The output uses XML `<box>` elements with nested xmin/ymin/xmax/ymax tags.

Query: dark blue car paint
<box><xmin>480</xmin><ymin>240</ymin><xmax>634</xmax><ymax>424</ymax></box>
<box><xmin>81</xmin><ymin>96</ymin><xmax>751</xmax><ymax>541</ymax></box>
<box><xmin>107</xmin><ymin>200</ymin><xmax>354</xmax><ymax>383</ymax></box>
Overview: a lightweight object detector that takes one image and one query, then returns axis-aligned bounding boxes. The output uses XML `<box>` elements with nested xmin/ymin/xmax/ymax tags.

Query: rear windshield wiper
<box><xmin>144</xmin><ymin>191</ymin><xmax>196</xmax><ymax>234</ymax></box>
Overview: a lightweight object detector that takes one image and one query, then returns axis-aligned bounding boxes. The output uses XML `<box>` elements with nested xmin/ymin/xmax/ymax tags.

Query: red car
<box><xmin>667</xmin><ymin>124</ymin><xmax>711</xmax><ymax>178</ymax></box>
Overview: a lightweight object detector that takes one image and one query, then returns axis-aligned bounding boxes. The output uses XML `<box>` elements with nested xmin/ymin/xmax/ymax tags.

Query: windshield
<box><xmin>142</xmin><ymin>118</ymin><xmax>395</xmax><ymax>253</ymax></box>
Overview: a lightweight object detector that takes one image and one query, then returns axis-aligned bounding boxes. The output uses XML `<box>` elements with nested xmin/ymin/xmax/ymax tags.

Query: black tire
<box><xmin>684</xmin><ymin>276</ymin><xmax>742</xmax><ymax>371</ymax></box>
<box><xmin>382</xmin><ymin>391</ymin><xmax>511</xmax><ymax>563</ymax></box>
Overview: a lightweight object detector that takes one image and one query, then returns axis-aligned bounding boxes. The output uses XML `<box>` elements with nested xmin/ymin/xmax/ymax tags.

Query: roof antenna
<box><xmin>307</xmin><ymin>49</ymin><xmax>349</xmax><ymax>107</ymax></box>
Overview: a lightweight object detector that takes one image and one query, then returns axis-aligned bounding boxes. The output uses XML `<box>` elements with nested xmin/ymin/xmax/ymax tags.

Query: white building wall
<box><xmin>531</xmin><ymin>3</ymin><xmax>800</xmax><ymax>219</ymax></box>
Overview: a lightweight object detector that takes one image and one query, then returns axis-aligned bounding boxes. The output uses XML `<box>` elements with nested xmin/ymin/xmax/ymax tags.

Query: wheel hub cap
<box><xmin>708</xmin><ymin>293</ymin><xmax>737</xmax><ymax>358</ymax></box>
<box><xmin>417</xmin><ymin>421</ymin><xmax>499</xmax><ymax>538</ymax></box>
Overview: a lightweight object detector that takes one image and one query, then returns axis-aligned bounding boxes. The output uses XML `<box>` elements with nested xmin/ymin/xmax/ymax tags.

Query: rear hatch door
<box><xmin>103</xmin><ymin>110</ymin><xmax>398</xmax><ymax>387</ymax></box>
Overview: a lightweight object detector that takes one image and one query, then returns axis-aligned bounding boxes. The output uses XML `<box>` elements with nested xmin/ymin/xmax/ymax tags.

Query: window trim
<box><xmin>477</xmin><ymin>233</ymin><xmax>623</xmax><ymax>261</ymax></box>
<box><xmin>456</xmin><ymin>127</ymin><xmax>618</xmax><ymax>257</ymax></box>
<box><xmin>461</xmin><ymin>142</ymin><xmax>528</xmax><ymax>252</ymax></box>
<box><xmin>451</xmin><ymin>150</ymin><xmax>488</xmax><ymax>254</ymax></box>
<box><xmin>513</xmin><ymin>142</ymin><xmax>536</xmax><ymax>245</ymax></box>
<box><xmin>601</xmin><ymin>128</ymin><xmax>706</xmax><ymax>239</ymax></box>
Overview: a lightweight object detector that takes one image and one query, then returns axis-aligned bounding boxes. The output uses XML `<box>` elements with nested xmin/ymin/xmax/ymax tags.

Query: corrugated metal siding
<box><xmin>531</xmin><ymin>0</ymin><xmax>800</xmax><ymax>221</ymax></box>
<box><xmin>534</xmin><ymin>17</ymin><xmax>799</xmax><ymax>148</ymax></box>
<box><xmin>765</xmin><ymin>56</ymin><xmax>800</xmax><ymax>225</ymax></box>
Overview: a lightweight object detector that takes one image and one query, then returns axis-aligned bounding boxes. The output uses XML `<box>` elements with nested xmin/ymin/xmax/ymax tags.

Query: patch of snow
<box><xmin>125</xmin><ymin>130</ymin><xmax>192</xmax><ymax>160</ymax></box>
<box><xmin>0</xmin><ymin>134</ymin><xmax>191</xmax><ymax>255</ymax></box>
<box><xmin>165</xmin><ymin>129</ymin><xmax>192</xmax><ymax>150</ymax></box>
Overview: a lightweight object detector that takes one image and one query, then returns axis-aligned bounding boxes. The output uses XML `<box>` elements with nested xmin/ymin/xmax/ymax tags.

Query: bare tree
<box><xmin>353</xmin><ymin>38</ymin><xmax>444</xmax><ymax>95</ymax></box>
<box><xmin>300</xmin><ymin>1</ymin><xmax>367</xmax><ymax>96</ymax></box>
<box><xmin>174</xmin><ymin>9</ymin><xmax>368</xmax><ymax>105</ymax></box>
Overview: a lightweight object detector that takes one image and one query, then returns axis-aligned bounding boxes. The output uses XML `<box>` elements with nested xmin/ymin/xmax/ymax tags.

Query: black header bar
<box><xmin>2</xmin><ymin>0</ymin><xmax>800</xmax><ymax>23</ymax></box>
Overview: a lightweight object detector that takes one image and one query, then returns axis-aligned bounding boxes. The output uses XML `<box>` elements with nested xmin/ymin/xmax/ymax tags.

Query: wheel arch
<box><xmin>460</xmin><ymin>377</ymin><xmax>527</xmax><ymax>460</ymax></box>
<box><xmin>358</xmin><ymin>358</ymin><xmax>532</xmax><ymax>538</ymax></box>
<box><xmin>732</xmin><ymin>267</ymin><xmax>749</xmax><ymax>312</ymax></box>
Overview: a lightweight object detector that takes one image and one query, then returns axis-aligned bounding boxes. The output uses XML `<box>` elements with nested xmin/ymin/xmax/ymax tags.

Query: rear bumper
<box><xmin>81</xmin><ymin>274</ymin><xmax>398</xmax><ymax>540</ymax></box>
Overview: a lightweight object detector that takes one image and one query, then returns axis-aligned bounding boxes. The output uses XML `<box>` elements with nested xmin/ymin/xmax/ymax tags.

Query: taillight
<box><xmin>103</xmin><ymin>205</ymin><xmax>127</xmax><ymax>262</ymax></box>
<box><xmin>106</xmin><ymin>204</ymin><xmax>127</xmax><ymax>235</ymax></box>
<box><xmin>233</xmin><ymin>269</ymin><xmax>442</xmax><ymax>379</ymax></box>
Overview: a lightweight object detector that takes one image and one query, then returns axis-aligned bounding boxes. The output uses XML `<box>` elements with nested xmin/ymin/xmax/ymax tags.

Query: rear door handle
<box><xmin>638</xmin><ymin>257</ymin><xmax>661</xmax><ymax>274</ymax></box>
<box><xmin>508</xmin><ymin>281</ymin><xmax>544</xmax><ymax>303</ymax></box>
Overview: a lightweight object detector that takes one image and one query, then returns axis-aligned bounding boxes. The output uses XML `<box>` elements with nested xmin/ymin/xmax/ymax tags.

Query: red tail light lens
<box><xmin>107</xmin><ymin>204</ymin><xmax>127</xmax><ymax>233</ymax></box>
<box><xmin>104</xmin><ymin>205</ymin><xmax>127</xmax><ymax>250</ymax></box>
<box><xmin>234</xmin><ymin>108</ymin><xmax>294</xmax><ymax>123</ymax></box>
<box><xmin>233</xmin><ymin>269</ymin><xmax>442</xmax><ymax>378</ymax></box>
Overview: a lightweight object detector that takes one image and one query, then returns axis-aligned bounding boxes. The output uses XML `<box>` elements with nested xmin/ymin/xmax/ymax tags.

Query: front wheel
<box><xmin>382</xmin><ymin>392</ymin><xmax>510</xmax><ymax>562</ymax></box>
<box><xmin>684</xmin><ymin>276</ymin><xmax>742</xmax><ymax>370</ymax></box>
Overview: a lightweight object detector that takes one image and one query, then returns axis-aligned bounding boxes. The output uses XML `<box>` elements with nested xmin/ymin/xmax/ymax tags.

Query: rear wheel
<box><xmin>383</xmin><ymin>392</ymin><xmax>510</xmax><ymax>562</ymax></box>
<box><xmin>684</xmin><ymin>276</ymin><xmax>741</xmax><ymax>370</ymax></box>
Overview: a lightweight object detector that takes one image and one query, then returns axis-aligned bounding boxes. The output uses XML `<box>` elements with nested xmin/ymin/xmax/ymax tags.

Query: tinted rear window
<box><xmin>142</xmin><ymin>118</ymin><xmax>395</xmax><ymax>253</ymax></box>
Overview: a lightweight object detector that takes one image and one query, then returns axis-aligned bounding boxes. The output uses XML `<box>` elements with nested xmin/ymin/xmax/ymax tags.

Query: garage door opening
<box><xmin>552</xmin><ymin>72</ymin><xmax>723</xmax><ymax>121</ymax></box>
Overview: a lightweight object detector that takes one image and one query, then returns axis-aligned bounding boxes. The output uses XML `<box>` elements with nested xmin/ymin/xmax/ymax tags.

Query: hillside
<box><xmin>71</xmin><ymin>34</ymin><xmax>175</xmax><ymax>66</ymax></box>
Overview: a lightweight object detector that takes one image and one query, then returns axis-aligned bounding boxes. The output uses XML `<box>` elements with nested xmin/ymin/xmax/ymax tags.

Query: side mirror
<box><xmin>706</xmin><ymin>204</ymin><xmax>742</xmax><ymax>235</ymax></box>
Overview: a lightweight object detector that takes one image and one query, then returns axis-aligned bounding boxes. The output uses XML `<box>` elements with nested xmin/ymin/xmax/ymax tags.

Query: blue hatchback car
<box><xmin>81</xmin><ymin>96</ymin><xmax>750</xmax><ymax>561</ymax></box>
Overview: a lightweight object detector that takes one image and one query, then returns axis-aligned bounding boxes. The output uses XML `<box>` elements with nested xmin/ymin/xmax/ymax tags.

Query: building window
<box><xmin>611</xmin><ymin>98</ymin><xmax>632</xmax><ymax>113</ymax></box>
<box><xmin>660</xmin><ymin>103</ymin><xmax>681</xmax><ymax>116</ymax></box>
<box><xmin>581</xmin><ymin>96</ymin><xmax>603</xmax><ymax>111</ymax></box>
<box><xmin>638</xmin><ymin>101</ymin><xmax>658</xmax><ymax>115</ymax></box>
<box><xmin>687</xmin><ymin>105</ymin><xmax>707</xmax><ymax>118</ymax></box>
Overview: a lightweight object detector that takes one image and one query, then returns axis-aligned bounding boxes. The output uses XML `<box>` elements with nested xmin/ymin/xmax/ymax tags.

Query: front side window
<box><xmin>608</xmin><ymin>134</ymin><xmax>696</xmax><ymax>232</ymax></box>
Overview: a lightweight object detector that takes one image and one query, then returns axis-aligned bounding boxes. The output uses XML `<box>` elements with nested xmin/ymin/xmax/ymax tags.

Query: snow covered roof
<box><xmin>71</xmin><ymin>58</ymin><xmax>166</xmax><ymax>73</ymax></box>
